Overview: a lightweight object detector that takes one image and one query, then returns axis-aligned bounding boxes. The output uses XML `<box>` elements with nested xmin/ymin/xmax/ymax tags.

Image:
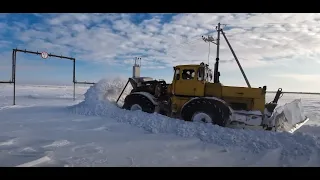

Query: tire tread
<box><xmin>123</xmin><ymin>94</ymin><xmax>155</xmax><ymax>113</ymax></box>
<box><xmin>181</xmin><ymin>98</ymin><xmax>231</xmax><ymax>127</ymax></box>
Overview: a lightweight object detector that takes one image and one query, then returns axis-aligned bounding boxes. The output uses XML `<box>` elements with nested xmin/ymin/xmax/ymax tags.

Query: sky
<box><xmin>0</xmin><ymin>13</ymin><xmax>320</xmax><ymax>92</ymax></box>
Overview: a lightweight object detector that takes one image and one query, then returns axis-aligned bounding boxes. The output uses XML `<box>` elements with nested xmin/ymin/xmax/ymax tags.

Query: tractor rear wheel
<box><xmin>122</xmin><ymin>93</ymin><xmax>156</xmax><ymax>113</ymax></box>
<box><xmin>181</xmin><ymin>98</ymin><xmax>231</xmax><ymax>127</ymax></box>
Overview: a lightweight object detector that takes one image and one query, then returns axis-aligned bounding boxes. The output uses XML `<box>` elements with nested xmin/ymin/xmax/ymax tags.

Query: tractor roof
<box><xmin>175</xmin><ymin>64</ymin><xmax>202</xmax><ymax>68</ymax></box>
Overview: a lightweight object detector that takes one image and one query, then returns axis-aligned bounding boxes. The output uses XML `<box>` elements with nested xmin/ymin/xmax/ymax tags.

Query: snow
<box><xmin>1</xmin><ymin>79</ymin><xmax>320</xmax><ymax>166</ymax></box>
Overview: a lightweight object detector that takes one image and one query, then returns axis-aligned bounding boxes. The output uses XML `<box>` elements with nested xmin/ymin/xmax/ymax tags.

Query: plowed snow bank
<box><xmin>70</xmin><ymin>78</ymin><xmax>320</xmax><ymax>161</ymax></box>
<box><xmin>84</xmin><ymin>77</ymin><xmax>131</xmax><ymax>104</ymax></box>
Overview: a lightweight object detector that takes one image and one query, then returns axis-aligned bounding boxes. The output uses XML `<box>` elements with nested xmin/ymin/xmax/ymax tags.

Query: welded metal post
<box><xmin>12</xmin><ymin>50</ymin><xmax>16</xmax><ymax>105</ymax></box>
<box><xmin>11</xmin><ymin>51</ymin><xmax>14</xmax><ymax>83</ymax></box>
<box><xmin>73</xmin><ymin>59</ymin><xmax>76</xmax><ymax>101</ymax></box>
<box><xmin>73</xmin><ymin>83</ymin><xmax>75</xmax><ymax>101</ymax></box>
<box><xmin>12</xmin><ymin>50</ymin><xmax>14</xmax><ymax>105</ymax></box>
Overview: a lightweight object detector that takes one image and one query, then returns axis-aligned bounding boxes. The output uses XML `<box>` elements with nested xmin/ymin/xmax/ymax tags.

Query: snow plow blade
<box><xmin>272</xmin><ymin>99</ymin><xmax>309</xmax><ymax>133</ymax></box>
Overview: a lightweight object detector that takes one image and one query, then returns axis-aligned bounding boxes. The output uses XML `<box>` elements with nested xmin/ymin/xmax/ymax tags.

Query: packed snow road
<box><xmin>1</xmin><ymin>79</ymin><xmax>320</xmax><ymax>167</ymax></box>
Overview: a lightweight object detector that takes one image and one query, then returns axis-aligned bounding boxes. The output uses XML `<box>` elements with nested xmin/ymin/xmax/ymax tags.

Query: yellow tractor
<box><xmin>116</xmin><ymin>23</ymin><xmax>309</xmax><ymax>133</ymax></box>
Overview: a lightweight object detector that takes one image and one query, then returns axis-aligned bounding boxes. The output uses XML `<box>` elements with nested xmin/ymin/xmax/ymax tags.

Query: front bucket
<box><xmin>272</xmin><ymin>99</ymin><xmax>309</xmax><ymax>133</ymax></box>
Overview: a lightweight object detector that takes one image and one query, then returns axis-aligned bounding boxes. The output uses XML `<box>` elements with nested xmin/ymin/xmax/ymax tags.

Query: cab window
<box><xmin>174</xmin><ymin>68</ymin><xmax>180</xmax><ymax>80</ymax></box>
<box><xmin>182</xmin><ymin>69</ymin><xmax>195</xmax><ymax>80</ymax></box>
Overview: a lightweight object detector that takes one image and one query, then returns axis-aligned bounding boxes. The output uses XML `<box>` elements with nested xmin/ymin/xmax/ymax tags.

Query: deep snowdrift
<box><xmin>70</xmin><ymin>78</ymin><xmax>320</xmax><ymax>161</ymax></box>
<box><xmin>83</xmin><ymin>77</ymin><xmax>131</xmax><ymax>104</ymax></box>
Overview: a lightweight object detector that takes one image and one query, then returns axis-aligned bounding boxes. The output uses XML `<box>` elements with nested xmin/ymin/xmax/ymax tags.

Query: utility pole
<box><xmin>213</xmin><ymin>22</ymin><xmax>221</xmax><ymax>83</ymax></box>
<box><xmin>212</xmin><ymin>22</ymin><xmax>251</xmax><ymax>88</ymax></box>
<box><xmin>202</xmin><ymin>35</ymin><xmax>216</xmax><ymax>66</ymax></box>
<box><xmin>203</xmin><ymin>22</ymin><xmax>251</xmax><ymax>87</ymax></box>
<box><xmin>220</xmin><ymin>29</ymin><xmax>251</xmax><ymax>88</ymax></box>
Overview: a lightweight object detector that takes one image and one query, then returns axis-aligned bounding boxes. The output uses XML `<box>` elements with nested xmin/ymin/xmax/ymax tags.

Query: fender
<box><xmin>131</xmin><ymin>92</ymin><xmax>158</xmax><ymax>105</ymax></box>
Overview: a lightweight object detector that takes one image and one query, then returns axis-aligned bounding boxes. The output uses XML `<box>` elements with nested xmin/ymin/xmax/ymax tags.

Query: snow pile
<box><xmin>70</xmin><ymin>78</ymin><xmax>320</xmax><ymax>160</ymax></box>
<box><xmin>83</xmin><ymin>77</ymin><xmax>131</xmax><ymax>104</ymax></box>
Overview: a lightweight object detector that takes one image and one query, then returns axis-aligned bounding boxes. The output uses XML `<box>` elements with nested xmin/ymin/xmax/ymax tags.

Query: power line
<box><xmin>139</xmin><ymin>22</ymin><xmax>320</xmax><ymax>65</ymax></box>
<box><xmin>202</xmin><ymin>35</ymin><xmax>215</xmax><ymax>66</ymax></box>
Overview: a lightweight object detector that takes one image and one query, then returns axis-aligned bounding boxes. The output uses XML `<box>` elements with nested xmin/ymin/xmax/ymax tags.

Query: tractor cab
<box><xmin>171</xmin><ymin>62</ymin><xmax>213</xmax><ymax>97</ymax></box>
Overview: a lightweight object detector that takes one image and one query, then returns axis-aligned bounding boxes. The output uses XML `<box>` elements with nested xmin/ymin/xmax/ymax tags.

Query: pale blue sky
<box><xmin>0</xmin><ymin>13</ymin><xmax>320</xmax><ymax>92</ymax></box>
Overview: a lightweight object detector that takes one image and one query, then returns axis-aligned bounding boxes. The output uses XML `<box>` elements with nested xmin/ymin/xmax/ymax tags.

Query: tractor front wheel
<box><xmin>181</xmin><ymin>98</ymin><xmax>231</xmax><ymax>127</ymax></box>
<box><xmin>122</xmin><ymin>93</ymin><xmax>156</xmax><ymax>113</ymax></box>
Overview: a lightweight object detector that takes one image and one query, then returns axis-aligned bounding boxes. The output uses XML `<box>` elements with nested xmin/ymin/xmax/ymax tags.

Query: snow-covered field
<box><xmin>1</xmin><ymin>79</ymin><xmax>320</xmax><ymax>167</ymax></box>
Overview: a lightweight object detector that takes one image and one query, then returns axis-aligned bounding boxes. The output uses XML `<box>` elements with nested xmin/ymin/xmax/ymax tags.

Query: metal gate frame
<box><xmin>0</xmin><ymin>48</ymin><xmax>95</xmax><ymax>105</ymax></box>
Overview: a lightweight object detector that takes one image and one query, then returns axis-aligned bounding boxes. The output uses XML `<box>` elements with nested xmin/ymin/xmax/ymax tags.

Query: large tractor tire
<box><xmin>122</xmin><ymin>93</ymin><xmax>156</xmax><ymax>113</ymax></box>
<box><xmin>181</xmin><ymin>98</ymin><xmax>231</xmax><ymax>127</ymax></box>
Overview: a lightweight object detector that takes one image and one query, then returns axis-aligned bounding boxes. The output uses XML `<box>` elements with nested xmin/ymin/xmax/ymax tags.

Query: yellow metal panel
<box><xmin>171</xmin><ymin>96</ymin><xmax>191</xmax><ymax>113</ymax></box>
<box><xmin>175</xmin><ymin>80</ymin><xmax>205</xmax><ymax>96</ymax></box>
<box><xmin>167</xmin><ymin>84</ymin><xmax>172</xmax><ymax>94</ymax></box>
<box><xmin>176</xmin><ymin>64</ymin><xmax>200</xmax><ymax>69</ymax></box>
<box><xmin>222</xmin><ymin>97</ymin><xmax>253</xmax><ymax>110</ymax></box>
<box><xmin>204</xmin><ymin>83</ymin><xmax>266</xmax><ymax>112</ymax></box>
<box><xmin>222</xmin><ymin>86</ymin><xmax>264</xmax><ymax>99</ymax></box>
<box><xmin>253</xmin><ymin>98</ymin><xmax>265</xmax><ymax>112</ymax></box>
<box><xmin>204</xmin><ymin>83</ymin><xmax>222</xmax><ymax>97</ymax></box>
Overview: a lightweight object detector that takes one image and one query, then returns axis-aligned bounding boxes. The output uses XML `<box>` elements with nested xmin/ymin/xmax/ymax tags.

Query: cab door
<box><xmin>174</xmin><ymin>67</ymin><xmax>205</xmax><ymax>97</ymax></box>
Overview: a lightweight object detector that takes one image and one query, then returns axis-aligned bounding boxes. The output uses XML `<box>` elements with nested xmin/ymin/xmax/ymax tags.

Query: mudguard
<box><xmin>130</xmin><ymin>92</ymin><xmax>158</xmax><ymax>105</ymax></box>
